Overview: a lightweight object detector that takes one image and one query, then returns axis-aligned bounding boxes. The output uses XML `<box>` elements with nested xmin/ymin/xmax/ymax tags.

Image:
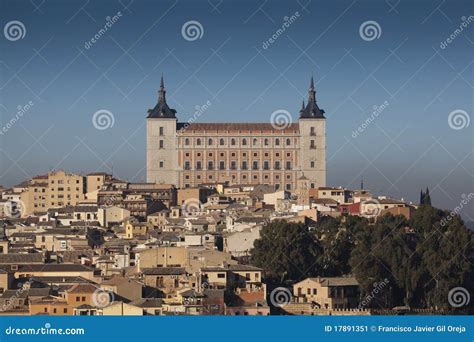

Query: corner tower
<box><xmin>146</xmin><ymin>76</ymin><xmax>179</xmax><ymax>185</ymax></box>
<box><xmin>298</xmin><ymin>76</ymin><xmax>326</xmax><ymax>188</ymax></box>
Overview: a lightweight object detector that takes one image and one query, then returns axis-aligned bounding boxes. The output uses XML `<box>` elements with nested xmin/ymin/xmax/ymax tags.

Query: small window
<box><xmin>208</xmin><ymin>138</ymin><xmax>213</xmax><ymax>145</ymax></box>
<box><xmin>275</xmin><ymin>138</ymin><xmax>280</xmax><ymax>146</ymax></box>
<box><xmin>185</xmin><ymin>138</ymin><xmax>190</xmax><ymax>146</ymax></box>
<box><xmin>253</xmin><ymin>138</ymin><xmax>258</xmax><ymax>146</ymax></box>
<box><xmin>220</xmin><ymin>138</ymin><xmax>225</xmax><ymax>146</ymax></box>
<box><xmin>242</xmin><ymin>139</ymin><xmax>247</xmax><ymax>146</ymax></box>
<box><xmin>231</xmin><ymin>138</ymin><xmax>236</xmax><ymax>146</ymax></box>
<box><xmin>159</xmin><ymin>127</ymin><xmax>164</xmax><ymax>136</ymax></box>
<box><xmin>286</xmin><ymin>138</ymin><xmax>291</xmax><ymax>145</ymax></box>
<box><xmin>159</xmin><ymin>140</ymin><xmax>164</xmax><ymax>148</ymax></box>
<box><xmin>159</xmin><ymin>161</ymin><xmax>164</xmax><ymax>168</ymax></box>
<box><xmin>197</xmin><ymin>138</ymin><xmax>201</xmax><ymax>146</ymax></box>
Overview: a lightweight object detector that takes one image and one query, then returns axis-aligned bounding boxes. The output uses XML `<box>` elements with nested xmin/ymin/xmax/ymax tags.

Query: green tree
<box><xmin>251</xmin><ymin>220</ymin><xmax>322</xmax><ymax>281</ymax></box>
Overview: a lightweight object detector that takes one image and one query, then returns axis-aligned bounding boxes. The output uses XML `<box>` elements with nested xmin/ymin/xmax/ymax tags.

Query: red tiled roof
<box><xmin>177</xmin><ymin>122</ymin><xmax>299</xmax><ymax>132</ymax></box>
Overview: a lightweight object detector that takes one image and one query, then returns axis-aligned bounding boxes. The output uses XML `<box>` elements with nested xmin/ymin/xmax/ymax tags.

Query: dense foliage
<box><xmin>250</xmin><ymin>205</ymin><xmax>474</xmax><ymax>309</ymax></box>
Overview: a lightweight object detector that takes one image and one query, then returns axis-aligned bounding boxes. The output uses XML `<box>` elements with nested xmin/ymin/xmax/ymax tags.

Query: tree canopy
<box><xmin>250</xmin><ymin>205</ymin><xmax>474</xmax><ymax>309</ymax></box>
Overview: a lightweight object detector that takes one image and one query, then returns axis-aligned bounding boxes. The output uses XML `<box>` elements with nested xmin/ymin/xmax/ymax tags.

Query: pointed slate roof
<box><xmin>147</xmin><ymin>76</ymin><xmax>177</xmax><ymax>119</ymax></box>
<box><xmin>300</xmin><ymin>76</ymin><xmax>325</xmax><ymax>119</ymax></box>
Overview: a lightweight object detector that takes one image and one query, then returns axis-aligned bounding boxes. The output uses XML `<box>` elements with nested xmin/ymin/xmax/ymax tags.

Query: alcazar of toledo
<box><xmin>147</xmin><ymin>77</ymin><xmax>326</xmax><ymax>191</ymax></box>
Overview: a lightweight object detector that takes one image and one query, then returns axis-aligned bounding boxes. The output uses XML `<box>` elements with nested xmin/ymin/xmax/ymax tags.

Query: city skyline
<box><xmin>0</xmin><ymin>0</ymin><xmax>472</xmax><ymax>217</ymax></box>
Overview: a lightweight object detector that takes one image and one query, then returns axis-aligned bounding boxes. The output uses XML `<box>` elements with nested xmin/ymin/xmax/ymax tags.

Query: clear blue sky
<box><xmin>0</xmin><ymin>0</ymin><xmax>473</xmax><ymax>217</ymax></box>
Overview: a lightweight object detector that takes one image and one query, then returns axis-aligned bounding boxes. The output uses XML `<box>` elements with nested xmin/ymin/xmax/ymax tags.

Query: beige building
<box><xmin>98</xmin><ymin>205</ymin><xmax>130</xmax><ymax>227</ymax></box>
<box><xmin>86</xmin><ymin>172</ymin><xmax>112</xmax><ymax>201</ymax></box>
<box><xmin>147</xmin><ymin>77</ymin><xmax>326</xmax><ymax>191</ymax></box>
<box><xmin>292</xmin><ymin>277</ymin><xmax>360</xmax><ymax>310</ymax></box>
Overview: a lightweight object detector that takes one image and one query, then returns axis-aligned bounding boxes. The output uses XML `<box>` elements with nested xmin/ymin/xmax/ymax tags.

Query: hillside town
<box><xmin>0</xmin><ymin>170</ymin><xmax>420</xmax><ymax>316</ymax></box>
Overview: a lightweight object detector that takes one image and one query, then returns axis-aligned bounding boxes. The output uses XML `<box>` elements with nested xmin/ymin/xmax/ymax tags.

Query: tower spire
<box><xmin>147</xmin><ymin>74</ymin><xmax>177</xmax><ymax>119</ymax></box>
<box><xmin>308</xmin><ymin>75</ymin><xmax>316</xmax><ymax>103</ymax></box>
<box><xmin>158</xmin><ymin>75</ymin><xmax>166</xmax><ymax>103</ymax></box>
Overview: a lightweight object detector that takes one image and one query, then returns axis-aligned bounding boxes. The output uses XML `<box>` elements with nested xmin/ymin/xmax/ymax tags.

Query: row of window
<box><xmin>182</xmin><ymin>137</ymin><xmax>296</xmax><ymax>147</ymax></box>
<box><xmin>184</xmin><ymin>160</ymin><xmax>293</xmax><ymax>170</ymax></box>
<box><xmin>50</xmin><ymin>179</ymin><xmax>81</xmax><ymax>184</ymax></box>
<box><xmin>158</xmin><ymin>139</ymin><xmax>318</xmax><ymax>149</ymax></box>
<box><xmin>50</xmin><ymin>187</ymin><xmax>81</xmax><ymax>192</ymax></box>
<box><xmin>159</xmin><ymin>160</ymin><xmax>317</xmax><ymax>169</ymax></box>
<box><xmin>185</xmin><ymin>151</ymin><xmax>293</xmax><ymax>158</ymax></box>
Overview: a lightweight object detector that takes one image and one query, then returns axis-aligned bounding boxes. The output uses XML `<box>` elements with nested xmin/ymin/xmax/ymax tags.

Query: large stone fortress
<box><xmin>146</xmin><ymin>77</ymin><xmax>326</xmax><ymax>190</ymax></box>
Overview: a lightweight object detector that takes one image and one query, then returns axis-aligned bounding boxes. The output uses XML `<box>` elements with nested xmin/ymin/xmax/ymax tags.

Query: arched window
<box><xmin>208</xmin><ymin>138</ymin><xmax>213</xmax><ymax>146</ymax></box>
<box><xmin>220</xmin><ymin>138</ymin><xmax>225</xmax><ymax>146</ymax></box>
<box><xmin>231</xmin><ymin>138</ymin><xmax>236</xmax><ymax>146</ymax></box>
<box><xmin>275</xmin><ymin>138</ymin><xmax>280</xmax><ymax>146</ymax></box>
<box><xmin>264</xmin><ymin>138</ymin><xmax>269</xmax><ymax>146</ymax></box>
<box><xmin>185</xmin><ymin>138</ymin><xmax>190</xmax><ymax>146</ymax></box>
<box><xmin>253</xmin><ymin>138</ymin><xmax>258</xmax><ymax>146</ymax></box>
<box><xmin>242</xmin><ymin>139</ymin><xmax>247</xmax><ymax>146</ymax></box>
<box><xmin>286</xmin><ymin>138</ymin><xmax>291</xmax><ymax>146</ymax></box>
<box><xmin>197</xmin><ymin>138</ymin><xmax>201</xmax><ymax>146</ymax></box>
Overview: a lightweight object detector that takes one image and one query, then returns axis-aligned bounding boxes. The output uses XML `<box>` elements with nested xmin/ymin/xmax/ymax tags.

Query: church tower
<box><xmin>298</xmin><ymin>76</ymin><xmax>326</xmax><ymax>189</ymax></box>
<box><xmin>146</xmin><ymin>76</ymin><xmax>179</xmax><ymax>184</ymax></box>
